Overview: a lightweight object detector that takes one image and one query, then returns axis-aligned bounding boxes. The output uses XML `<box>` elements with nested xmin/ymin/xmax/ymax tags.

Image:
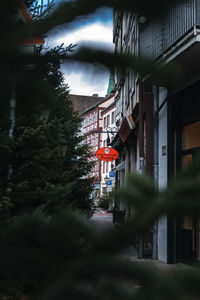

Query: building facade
<box><xmin>113</xmin><ymin>10</ymin><xmax>153</xmax><ymax>257</ymax></box>
<box><xmin>100</xmin><ymin>97</ymin><xmax>116</xmax><ymax>197</ymax></box>
<box><xmin>140</xmin><ymin>0</ymin><xmax>200</xmax><ymax>263</ymax></box>
<box><xmin>113</xmin><ymin>10</ymin><xmax>139</xmax><ymax>194</ymax></box>
<box><xmin>113</xmin><ymin>0</ymin><xmax>200</xmax><ymax>263</ymax></box>
<box><xmin>81</xmin><ymin>94</ymin><xmax>115</xmax><ymax>202</ymax></box>
<box><xmin>82</xmin><ymin>101</ymin><xmax>102</xmax><ymax>201</ymax></box>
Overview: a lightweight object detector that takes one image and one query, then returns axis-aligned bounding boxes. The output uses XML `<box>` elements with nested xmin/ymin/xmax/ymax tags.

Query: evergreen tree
<box><xmin>1</xmin><ymin>0</ymin><xmax>200</xmax><ymax>299</ymax></box>
<box><xmin>0</xmin><ymin>44</ymin><xmax>93</xmax><ymax>218</ymax></box>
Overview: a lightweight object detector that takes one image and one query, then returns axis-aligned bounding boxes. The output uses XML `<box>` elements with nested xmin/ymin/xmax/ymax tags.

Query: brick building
<box><xmin>81</xmin><ymin>94</ymin><xmax>115</xmax><ymax>202</ymax></box>
<box><xmin>69</xmin><ymin>94</ymin><xmax>104</xmax><ymax>115</ymax></box>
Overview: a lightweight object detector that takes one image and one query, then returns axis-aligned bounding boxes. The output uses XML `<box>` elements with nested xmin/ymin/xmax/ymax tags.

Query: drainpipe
<box><xmin>139</xmin><ymin>79</ymin><xmax>145</xmax><ymax>175</ymax></box>
<box><xmin>152</xmin><ymin>85</ymin><xmax>159</xmax><ymax>259</ymax></box>
<box><xmin>138</xmin><ymin>79</ymin><xmax>144</xmax><ymax>258</ymax></box>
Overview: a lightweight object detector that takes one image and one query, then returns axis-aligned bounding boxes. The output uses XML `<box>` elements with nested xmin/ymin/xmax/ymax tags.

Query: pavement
<box><xmin>91</xmin><ymin>210</ymin><xmax>181</xmax><ymax>272</ymax></box>
<box><xmin>123</xmin><ymin>256</ymin><xmax>181</xmax><ymax>272</ymax></box>
<box><xmin>120</xmin><ymin>245</ymin><xmax>183</xmax><ymax>272</ymax></box>
<box><xmin>90</xmin><ymin>209</ymin><xmax>113</xmax><ymax>230</ymax></box>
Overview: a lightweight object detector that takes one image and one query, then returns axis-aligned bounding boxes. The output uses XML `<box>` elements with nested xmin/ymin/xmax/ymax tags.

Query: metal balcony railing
<box><xmin>140</xmin><ymin>0</ymin><xmax>200</xmax><ymax>60</ymax></box>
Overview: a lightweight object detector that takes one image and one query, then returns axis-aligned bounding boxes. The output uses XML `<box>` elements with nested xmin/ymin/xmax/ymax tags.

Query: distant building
<box><xmin>100</xmin><ymin>97</ymin><xmax>116</xmax><ymax>197</ymax></box>
<box><xmin>81</xmin><ymin>94</ymin><xmax>115</xmax><ymax>202</ymax></box>
<box><xmin>69</xmin><ymin>94</ymin><xmax>104</xmax><ymax>115</ymax></box>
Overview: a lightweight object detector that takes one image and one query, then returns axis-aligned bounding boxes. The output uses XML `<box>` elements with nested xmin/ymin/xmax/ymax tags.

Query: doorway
<box><xmin>181</xmin><ymin>120</ymin><xmax>200</xmax><ymax>261</ymax></box>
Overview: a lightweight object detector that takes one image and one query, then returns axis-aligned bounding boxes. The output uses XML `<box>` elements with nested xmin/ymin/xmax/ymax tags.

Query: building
<box><xmin>113</xmin><ymin>0</ymin><xmax>200</xmax><ymax>263</ymax></box>
<box><xmin>81</xmin><ymin>92</ymin><xmax>115</xmax><ymax>203</ymax></box>
<box><xmin>139</xmin><ymin>0</ymin><xmax>200</xmax><ymax>263</ymax></box>
<box><xmin>69</xmin><ymin>94</ymin><xmax>103</xmax><ymax>115</ymax></box>
<box><xmin>100</xmin><ymin>95</ymin><xmax>116</xmax><ymax>197</ymax></box>
<box><xmin>113</xmin><ymin>9</ymin><xmax>153</xmax><ymax>257</ymax></box>
<box><xmin>112</xmin><ymin>10</ymin><xmax>141</xmax><ymax>194</ymax></box>
<box><xmin>81</xmin><ymin>99</ymin><xmax>103</xmax><ymax>199</ymax></box>
<box><xmin>112</xmin><ymin>11</ymin><xmax>153</xmax><ymax>255</ymax></box>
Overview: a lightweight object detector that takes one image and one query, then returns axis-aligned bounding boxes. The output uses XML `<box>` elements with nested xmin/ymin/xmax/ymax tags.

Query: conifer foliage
<box><xmin>0</xmin><ymin>0</ymin><xmax>200</xmax><ymax>299</ymax></box>
<box><xmin>5</xmin><ymin>46</ymin><xmax>93</xmax><ymax>217</ymax></box>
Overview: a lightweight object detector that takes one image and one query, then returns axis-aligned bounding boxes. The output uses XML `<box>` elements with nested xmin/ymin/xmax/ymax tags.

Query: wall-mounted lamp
<box><xmin>107</xmin><ymin>132</ymin><xmax>111</xmax><ymax>146</ymax></box>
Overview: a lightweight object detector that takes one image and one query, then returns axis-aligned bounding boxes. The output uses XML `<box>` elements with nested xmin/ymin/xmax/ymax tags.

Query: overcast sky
<box><xmin>48</xmin><ymin>6</ymin><xmax>113</xmax><ymax>97</ymax></box>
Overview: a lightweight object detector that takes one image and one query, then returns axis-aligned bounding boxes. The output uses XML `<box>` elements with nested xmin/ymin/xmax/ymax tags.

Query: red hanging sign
<box><xmin>96</xmin><ymin>147</ymin><xmax>119</xmax><ymax>162</ymax></box>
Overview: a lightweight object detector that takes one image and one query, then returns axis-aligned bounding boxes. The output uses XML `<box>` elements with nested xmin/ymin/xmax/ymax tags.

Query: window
<box><xmin>95</xmin><ymin>112</ymin><xmax>97</xmax><ymax>122</ymax></box>
<box><xmin>111</xmin><ymin>111</ymin><xmax>115</xmax><ymax>124</ymax></box>
<box><xmin>91</xmin><ymin>113</ymin><xmax>93</xmax><ymax>124</ymax></box>
<box><xmin>183</xmin><ymin>121</ymin><xmax>200</xmax><ymax>151</ymax></box>
<box><xmin>107</xmin><ymin>115</ymin><xmax>110</xmax><ymax>127</ymax></box>
<box><xmin>104</xmin><ymin>117</ymin><xmax>106</xmax><ymax>128</ymax></box>
<box><xmin>103</xmin><ymin>162</ymin><xmax>105</xmax><ymax>173</ymax></box>
<box><xmin>182</xmin><ymin>121</ymin><xmax>200</xmax><ymax>167</ymax></box>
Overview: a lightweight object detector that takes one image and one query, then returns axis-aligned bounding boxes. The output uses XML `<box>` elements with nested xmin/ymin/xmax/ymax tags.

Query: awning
<box><xmin>118</xmin><ymin>115</ymin><xmax>136</xmax><ymax>143</ymax></box>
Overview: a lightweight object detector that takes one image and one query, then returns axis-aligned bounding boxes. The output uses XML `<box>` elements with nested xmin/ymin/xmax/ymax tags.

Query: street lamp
<box><xmin>60</xmin><ymin>138</ymin><xmax>68</xmax><ymax>157</ymax></box>
<box><xmin>104</xmin><ymin>127</ymin><xmax>118</xmax><ymax>147</ymax></box>
<box><xmin>107</xmin><ymin>132</ymin><xmax>111</xmax><ymax>146</ymax></box>
<box><xmin>104</xmin><ymin>175</ymin><xmax>109</xmax><ymax>183</ymax></box>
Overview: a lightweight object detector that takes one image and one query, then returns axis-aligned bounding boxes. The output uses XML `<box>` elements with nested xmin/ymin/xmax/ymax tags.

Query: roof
<box><xmin>82</xmin><ymin>95</ymin><xmax>115</xmax><ymax>114</ymax></box>
<box><xmin>17</xmin><ymin>0</ymin><xmax>45</xmax><ymax>45</ymax></box>
<box><xmin>17</xmin><ymin>0</ymin><xmax>32</xmax><ymax>23</ymax></box>
<box><xmin>81</xmin><ymin>99</ymin><xmax>103</xmax><ymax>115</ymax></box>
<box><xmin>20</xmin><ymin>38</ymin><xmax>45</xmax><ymax>45</ymax></box>
<box><xmin>69</xmin><ymin>94</ymin><xmax>104</xmax><ymax>115</ymax></box>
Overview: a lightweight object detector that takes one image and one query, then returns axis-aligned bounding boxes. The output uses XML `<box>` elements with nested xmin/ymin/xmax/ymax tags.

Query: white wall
<box><xmin>157</xmin><ymin>87</ymin><xmax>168</xmax><ymax>262</ymax></box>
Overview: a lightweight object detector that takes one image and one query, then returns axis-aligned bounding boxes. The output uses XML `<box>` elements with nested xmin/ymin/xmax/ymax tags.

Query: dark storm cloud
<box><xmin>49</xmin><ymin>3</ymin><xmax>113</xmax><ymax>42</ymax></box>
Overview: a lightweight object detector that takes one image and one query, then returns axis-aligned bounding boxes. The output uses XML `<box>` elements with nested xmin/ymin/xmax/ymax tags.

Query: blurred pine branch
<box><xmin>0</xmin><ymin>0</ymin><xmax>199</xmax><ymax>299</ymax></box>
<box><xmin>1</xmin><ymin>157</ymin><xmax>200</xmax><ymax>299</ymax></box>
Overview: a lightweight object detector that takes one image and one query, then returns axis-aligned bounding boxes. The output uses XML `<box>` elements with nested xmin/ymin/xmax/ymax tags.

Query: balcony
<box><xmin>140</xmin><ymin>0</ymin><xmax>200</xmax><ymax>85</ymax></box>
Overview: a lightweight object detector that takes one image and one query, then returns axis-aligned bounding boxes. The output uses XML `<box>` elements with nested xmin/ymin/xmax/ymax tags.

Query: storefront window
<box><xmin>182</xmin><ymin>120</ymin><xmax>200</xmax><ymax>167</ymax></box>
<box><xmin>182</xmin><ymin>154</ymin><xmax>192</xmax><ymax>166</ymax></box>
<box><xmin>181</xmin><ymin>120</ymin><xmax>200</xmax><ymax>261</ymax></box>
<box><xmin>182</xmin><ymin>121</ymin><xmax>200</xmax><ymax>151</ymax></box>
